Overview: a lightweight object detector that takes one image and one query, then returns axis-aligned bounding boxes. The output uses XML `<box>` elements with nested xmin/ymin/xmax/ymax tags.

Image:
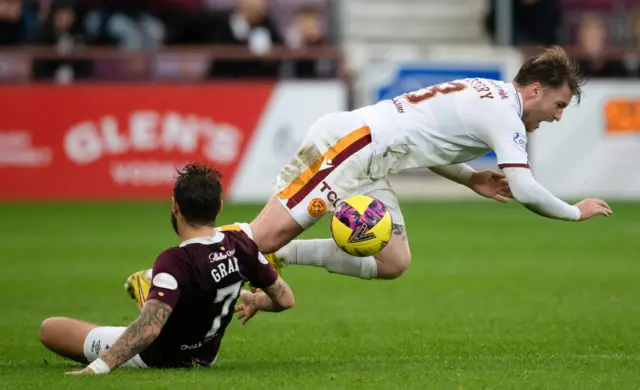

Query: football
<box><xmin>330</xmin><ymin>194</ymin><xmax>393</xmax><ymax>257</ymax></box>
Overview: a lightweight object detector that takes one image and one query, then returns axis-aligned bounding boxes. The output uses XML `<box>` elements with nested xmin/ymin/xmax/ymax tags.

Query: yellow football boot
<box><xmin>263</xmin><ymin>253</ymin><xmax>285</xmax><ymax>276</ymax></box>
<box><xmin>124</xmin><ymin>269</ymin><xmax>152</xmax><ymax>310</ymax></box>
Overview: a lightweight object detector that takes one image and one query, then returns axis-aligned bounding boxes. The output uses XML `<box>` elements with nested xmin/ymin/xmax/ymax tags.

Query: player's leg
<box><xmin>276</xmin><ymin>230</ymin><xmax>408</xmax><ymax>279</ymax></box>
<box><xmin>39</xmin><ymin>317</ymin><xmax>98</xmax><ymax>363</ymax></box>
<box><xmin>276</xmin><ymin>183</ymin><xmax>411</xmax><ymax>280</ymax></box>
<box><xmin>366</xmin><ymin>185</ymin><xmax>411</xmax><ymax>278</ymax></box>
<box><xmin>375</xmin><ymin>223</ymin><xmax>411</xmax><ymax>279</ymax></box>
<box><xmin>250</xmin><ymin>193</ymin><xmax>304</xmax><ymax>254</ymax></box>
<box><xmin>250</xmin><ymin>112</ymin><xmax>374</xmax><ymax>255</ymax></box>
<box><xmin>39</xmin><ymin>317</ymin><xmax>147</xmax><ymax>368</ymax></box>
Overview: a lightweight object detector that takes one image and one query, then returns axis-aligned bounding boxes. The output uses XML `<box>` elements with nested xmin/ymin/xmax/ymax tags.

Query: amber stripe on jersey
<box><xmin>218</xmin><ymin>224</ymin><xmax>242</xmax><ymax>232</ymax></box>
<box><xmin>278</xmin><ymin>126</ymin><xmax>372</xmax><ymax>209</ymax></box>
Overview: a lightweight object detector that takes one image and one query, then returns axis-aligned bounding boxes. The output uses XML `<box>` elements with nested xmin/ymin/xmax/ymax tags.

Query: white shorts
<box><xmin>275</xmin><ymin>111</ymin><xmax>404</xmax><ymax>230</ymax></box>
<box><xmin>83</xmin><ymin>326</ymin><xmax>147</xmax><ymax>368</ymax></box>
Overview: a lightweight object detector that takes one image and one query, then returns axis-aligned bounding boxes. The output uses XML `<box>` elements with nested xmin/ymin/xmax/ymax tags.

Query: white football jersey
<box><xmin>354</xmin><ymin>78</ymin><xmax>530</xmax><ymax>179</ymax></box>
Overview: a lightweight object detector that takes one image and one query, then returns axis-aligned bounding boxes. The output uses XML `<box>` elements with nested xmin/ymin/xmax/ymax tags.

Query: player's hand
<box><xmin>468</xmin><ymin>170</ymin><xmax>513</xmax><ymax>203</ymax></box>
<box><xmin>64</xmin><ymin>367</ymin><xmax>95</xmax><ymax>375</ymax></box>
<box><xmin>234</xmin><ymin>290</ymin><xmax>258</xmax><ymax>325</ymax></box>
<box><xmin>575</xmin><ymin>198</ymin><xmax>612</xmax><ymax>220</ymax></box>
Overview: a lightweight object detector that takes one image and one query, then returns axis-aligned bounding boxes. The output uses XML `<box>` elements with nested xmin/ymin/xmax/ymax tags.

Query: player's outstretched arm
<box><xmin>428</xmin><ymin>163</ymin><xmax>476</xmax><ymax>186</ymax></box>
<box><xmin>261</xmin><ymin>276</ymin><xmax>295</xmax><ymax>310</ymax></box>
<box><xmin>480</xmin><ymin>114</ymin><xmax>612</xmax><ymax>220</ymax></box>
<box><xmin>502</xmin><ymin>167</ymin><xmax>612</xmax><ymax>221</ymax></box>
<box><xmin>429</xmin><ymin>164</ymin><xmax>513</xmax><ymax>202</ymax></box>
<box><xmin>234</xmin><ymin>276</ymin><xmax>294</xmax><ymax>325</ymax></box>
<box><xmin>66</xmin><ymin>299</ymin><xmax>172</xmax><ymax>375</ymax></box>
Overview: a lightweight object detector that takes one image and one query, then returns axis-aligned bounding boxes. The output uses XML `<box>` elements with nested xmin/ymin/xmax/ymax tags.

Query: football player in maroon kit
<box><xmin>39</xmin><ymin>163</ymin><xmax>295</xmax><ymax>374</ymax></box>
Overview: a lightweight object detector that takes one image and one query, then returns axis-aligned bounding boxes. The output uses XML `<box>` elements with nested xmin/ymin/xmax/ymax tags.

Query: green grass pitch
<box><xmin>1</xmin><ymin>201</ymin><xmax>638</xmax><ymax>389</ymax></box>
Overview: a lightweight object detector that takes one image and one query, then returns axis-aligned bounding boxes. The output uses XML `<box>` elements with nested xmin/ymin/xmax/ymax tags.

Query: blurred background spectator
<box><xmin>208</xmin><ymin>0</ymin><xmax>284</xmax><ymax>78</ymax></box>
<box><xmin>575</xmin><ymin>13</ymin><xmax>628</xmax><ymax>78</ymax></box>
<box><xmin>281</xmin><ymin>6</ymin><xmax>335</xmax><ymax>79</ymax></box>
<box><xmin>482</xmin><ymin>0</ymin><xmax>640</xmax><ymax>79</ymax></box>
<box><xmin>5</xmin><ymin>0</ymin><xmax>640</xmax><ymax>81</ymax></box>
<box><xmin>150</xmin><ymin>0</ymin><xmax>217</xmax><ymax>44</ymax></box>
<box><xmin>32</xmin><ymin>0</ymin><xmax>92</xmax><ymax>81</ymax></box>
<box><xmin>84</xmin><ymin>0</ymin><xmax>164</xmax><ymax>50</ymax></box>
<box><xmin>485</xmin><ymin>0</ymin><xmax>562</xmax><ymax>45</ymax></box>
<box><xmin>0</xmin><ymin>0</ymin><xmax>38</xmax><ymax>44</ymax></box>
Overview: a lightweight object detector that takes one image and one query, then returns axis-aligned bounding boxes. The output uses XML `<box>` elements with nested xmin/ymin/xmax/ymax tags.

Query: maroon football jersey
<box><xmin>140</xmin><ymin>229</ymin><xmax>277</xmax><ymax>368</ymax></box>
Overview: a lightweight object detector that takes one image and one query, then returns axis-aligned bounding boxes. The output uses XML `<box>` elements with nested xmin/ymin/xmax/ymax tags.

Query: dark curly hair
<box><xmin>173</xmin><ymin>162</ymin><xmax>223</xmax><ymax>227</ymax></box>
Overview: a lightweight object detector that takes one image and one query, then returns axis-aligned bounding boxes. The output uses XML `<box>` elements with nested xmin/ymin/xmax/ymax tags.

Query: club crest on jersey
<box><xmin>348</xmin><ymin>223</ymin><xmax>376</xmax><ymax>243</ymax></box>
<box><xmin>512</xmin><ymin>132</ymin><xmax>527</xmax><ymax>150</ymax></box>
<box><xmin>307</xmin><ymin>198</ymin><xmax>327</xmax><ymax>217</ymax></box>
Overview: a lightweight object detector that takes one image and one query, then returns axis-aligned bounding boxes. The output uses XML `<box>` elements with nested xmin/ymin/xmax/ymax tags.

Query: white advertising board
<box><xmin>228</xmin><ymin>81</ymin><xmax>348</xmax><ymax>201</ymax></box>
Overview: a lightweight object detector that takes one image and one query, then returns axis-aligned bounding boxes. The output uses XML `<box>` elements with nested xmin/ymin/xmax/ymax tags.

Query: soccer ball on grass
<box><xmin>330</xmin><ymin>195</ymin><xmax>393</xmax><ymax>257</ymax></box>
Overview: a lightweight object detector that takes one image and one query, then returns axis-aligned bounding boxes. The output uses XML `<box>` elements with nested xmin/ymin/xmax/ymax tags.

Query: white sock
<box><xmin>276</xmin><ymin>239</ymin><xmax>378</xmax><ymax>279</ymax></box>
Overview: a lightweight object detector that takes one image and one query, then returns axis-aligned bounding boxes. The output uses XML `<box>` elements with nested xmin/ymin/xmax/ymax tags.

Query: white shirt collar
<box><xmin>507</xmin><ymin>83</ymin><xmax>524</xmax><ymax>118</ymax></box>
<box><xmin>179</xmin><ymin>231</ymin><xmax>224</xmax><ymax>247</ymax></box>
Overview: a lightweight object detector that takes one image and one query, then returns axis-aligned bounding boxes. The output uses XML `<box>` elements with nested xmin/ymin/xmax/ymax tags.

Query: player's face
<box><xmin>523</xmin><ymin>82</ymin><xmax>573</xmax><ymax>132</ymax></box>
<box><xmin>239</xmin><ymin>0</ymin><xmax>266</xmax><ymax>23</ymax></box>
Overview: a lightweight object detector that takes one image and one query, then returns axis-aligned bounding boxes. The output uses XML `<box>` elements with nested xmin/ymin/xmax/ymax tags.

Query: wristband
<box><xmin>87</xmin><ymin>358</ymin><xmax>111</xmax><ymax>374</ymax></box>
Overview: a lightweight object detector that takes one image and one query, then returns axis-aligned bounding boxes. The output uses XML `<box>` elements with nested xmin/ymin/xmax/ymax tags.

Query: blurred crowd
<box><xmin>0</xmin><ymin>0</ymin><xmax>335</xmax><ymax>79</ymax></box>
<box><xmin>485</xmin><ymin>0</ymin><xmax>640</xmax><ymax>78</ymax></box>
<box><xmin>4</xmin><ymin>0</ymin><xmax>640</xmax><ymax>80</ymax></box>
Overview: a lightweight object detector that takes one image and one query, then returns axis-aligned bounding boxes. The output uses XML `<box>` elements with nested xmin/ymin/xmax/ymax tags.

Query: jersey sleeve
<box><xmin>479</xmin><ymin>111</ymin><xmax>531</xmax><ymax>169</ymax></box>
<box><xmin>470</xmin><ymin>102</ymin><xmax>580</xmax><ymax>221</ymax></box>
<box><xmin>147</xmin><ymin>248</ymin><xmax>184</xmax><ymax>309</ymax></box>
<box><xmin>234</xmin><ymin>233</ymin><xmax>278</xmax><ymax>290</ymax></box>
<box><xmin>502</xmin><ymin>167</ymin><xmax>581</xmax><ymax>221</ymax></box>
<box><xmin>248</xmin><ymin>253</ymin><xmax>279</xmax><ymax>289</ymax></box>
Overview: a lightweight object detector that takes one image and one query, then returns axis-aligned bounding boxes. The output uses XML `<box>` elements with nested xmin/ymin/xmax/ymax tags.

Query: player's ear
<box><xmin>531</xmin><ymin>82</ymin><xmax>541</xmax><ymax>99</ymax></box>
<box><xmin>171</xmin><ymin>197</ymin><xmax>180</xmax><ymax>215</ymax></box>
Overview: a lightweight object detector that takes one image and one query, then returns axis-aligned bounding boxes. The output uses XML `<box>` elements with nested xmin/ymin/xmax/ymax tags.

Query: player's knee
<box><xmin>280</xmin><ymin>292</ymin><xmax>295</xmax><ymax>310</ymax></box>
<box><xmin>253</xmin><ymin>231</ymin><xmax>283</xmax><ymax>254</ymax></box>
<box><xmin>250</xmin><ymin>220</ymin><xmax>301</xmax><ymax>254</ymax></box>
<box><xmin>250</xmin><ymin>224</ymin><xmax>278</xmax><ymax>254</ymax></box>
<box><xmin>250</xmin><ymin>195</ymin><xmax>304</xmax><ymax>254</ymax></box>
<box><xmin>376</xmin><ymin>253</ymin><xmax>411</xmax><ymax>280</ymax></box>
<box><xmin>39</xmin><ymin>317</ymin><xmax>63</xmax><ymax>348</ymax></box>
<box><xmin>390</xmin><ymin>254</ymin><xmax>411</xmax><ymax>279</ymax></box>
<box><xmin>39</xmin><ymin>317</ymin><xmax>90</xmax><ymax>362</ymax></box>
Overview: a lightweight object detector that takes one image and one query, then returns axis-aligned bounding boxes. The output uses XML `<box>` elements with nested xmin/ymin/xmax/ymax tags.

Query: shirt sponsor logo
<box><xmin>512</xmin><ymin>132</ymin><xmax>527</xmax><ymax>150</ymax></box>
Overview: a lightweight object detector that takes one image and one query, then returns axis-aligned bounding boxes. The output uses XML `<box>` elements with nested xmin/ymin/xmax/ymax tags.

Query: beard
<box><xmin>171</xmin><ymin>211</ymin><xmax>179</xmax><ymax>236</ymax></box>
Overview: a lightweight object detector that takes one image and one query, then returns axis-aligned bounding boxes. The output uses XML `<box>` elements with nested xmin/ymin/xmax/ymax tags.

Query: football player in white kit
<box><xmin>248</xmin><ymin>46</ymin><xmax>613</xmax><ymax>281</ymax></box>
